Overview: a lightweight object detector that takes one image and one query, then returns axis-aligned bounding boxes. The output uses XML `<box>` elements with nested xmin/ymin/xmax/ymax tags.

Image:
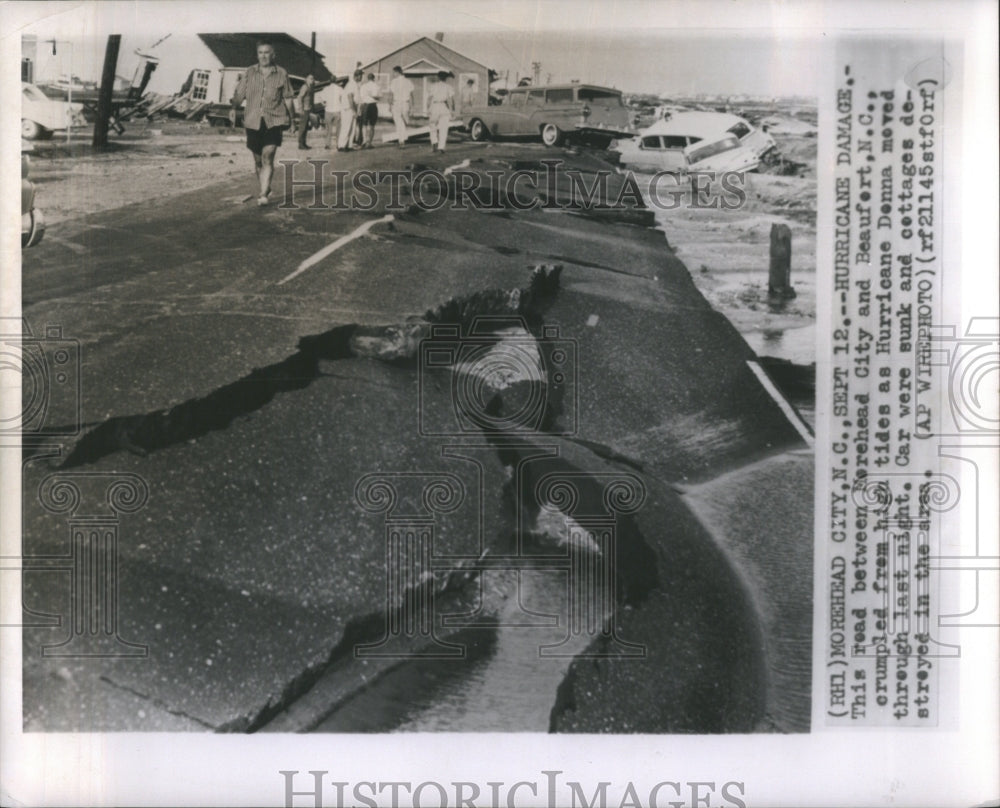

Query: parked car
<box><xmin>21</xmin><ymin>82</ymin><xmax>86</xmax><ymax>140</ymax></box>
<box><xmin>21</xmin><ymin>140</ymin><xmax>45</xmax><ymax>248</ymax></box>
<box><xmin>463</xmin><ymin>83</ymin><xmax>633</xmax><ymax>147</ymax></box>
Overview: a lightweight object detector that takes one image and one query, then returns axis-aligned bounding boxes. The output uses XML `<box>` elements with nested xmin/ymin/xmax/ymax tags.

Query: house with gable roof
<box><xmin>361</xmin><ymin>36</ymin><xmax>493</xmax><ymax>118</ymax></box>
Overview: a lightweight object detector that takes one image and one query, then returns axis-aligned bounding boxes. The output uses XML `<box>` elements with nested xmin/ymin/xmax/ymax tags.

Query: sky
<box><xmin>15</xmin><ymin>1</ymin><xmax>821</xmax><ymax>99</ymax></box>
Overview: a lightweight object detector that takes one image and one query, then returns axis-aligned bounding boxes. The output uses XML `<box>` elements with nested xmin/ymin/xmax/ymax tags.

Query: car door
<box><xmin>521</xmin><ymin>89</ymin><xmax>546</xmax><ymax>135</ymax></box>
<box><xmin>637</xmin><ymin>135</ymin><xmax>688</xmax><ymax>172</ymax></box>
<box><xmin>540</xmin><ymin>87</ymin><xmax>576</xmax><ymax>131</ymax></box>
<box><xmin>489</xmin><ymin>90</ymin><xmax>526</xmax><ymax>136</ymax></box>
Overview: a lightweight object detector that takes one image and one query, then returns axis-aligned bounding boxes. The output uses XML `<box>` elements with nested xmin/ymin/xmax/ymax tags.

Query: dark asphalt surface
<box><xmin>20</xmin><ymin>139</ymin><xmax>811</xmax><ymax>731</ymax></box>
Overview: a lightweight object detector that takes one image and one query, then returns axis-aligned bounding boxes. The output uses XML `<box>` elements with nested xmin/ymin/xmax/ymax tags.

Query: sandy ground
<box><xmin>27</xmin><ymin>121</ymin><xmax>285</xmax><ymax>224</ymax></box>
<box><xmin>647</xmin><ymin>130</ymin><xmax>817</xmax><ymax>364</ymax></box>
<box><xmin>27</xmin><ymin>120</ymin><xmax>817</xmax><ymax>362</ymax></box>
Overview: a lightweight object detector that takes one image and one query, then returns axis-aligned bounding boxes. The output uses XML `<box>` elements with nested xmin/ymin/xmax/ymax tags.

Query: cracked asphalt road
<box><xmin>19</xmin><ymin>139</ymin><xmax>812</xmax><ymax>733</ymax></box>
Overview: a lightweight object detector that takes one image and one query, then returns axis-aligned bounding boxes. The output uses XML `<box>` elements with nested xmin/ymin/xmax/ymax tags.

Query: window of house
<box><xmin>190</xmin><ymin>70</ymin><xmax>210</xmax><ymax>101</ymax></box>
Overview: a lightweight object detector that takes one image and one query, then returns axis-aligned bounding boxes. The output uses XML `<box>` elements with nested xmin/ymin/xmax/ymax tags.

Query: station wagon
<box><xmin>464</xmin><ymin>84</ymin><xmax>633</xmax><ymax>147</ymax></box>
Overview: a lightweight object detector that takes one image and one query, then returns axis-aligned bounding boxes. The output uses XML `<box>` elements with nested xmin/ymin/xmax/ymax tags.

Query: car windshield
<box><xmin>507</xmin><ymin>91</ymin><xmax>526</xmax><ymax>106</ymax></box>
<box><xmin>23</xmin><ymin>85</ymin><xmax>48</xmax><ymax>102</ymax></box>
<box><xmin>687</xmin><ymin>136</ymin><xmax>742</xmax><ymax>163</ymax></box>
<box><xmin>526</xmin><ymin>90</ymin><xmax>544</xmax><ymax>104</ymax></box>
<box><xmin>577</xmin><ymin>88</ymin><xmax>622</xmax><ymax>105</ymax></box>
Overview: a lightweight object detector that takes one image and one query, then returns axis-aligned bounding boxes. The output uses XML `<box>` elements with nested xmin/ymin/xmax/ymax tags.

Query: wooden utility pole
<box><xmin>93</xmin><ymin>34</ymin><xmax>121</xmax><ymax>149</ymax></box>
<box><xmin>768</xmin><ymin>222</ymin><xmax>796</xmax><ymax>298</ymax></box>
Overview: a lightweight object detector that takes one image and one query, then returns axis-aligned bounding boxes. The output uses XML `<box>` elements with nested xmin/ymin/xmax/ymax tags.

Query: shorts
<box><xmin>246</xmin><ymin>119</ymin><xmax>285</xmax><ymax>153</ymax></box>
<box><xmin>359</xmin><ymin>103</ymin><xmax>378</xmax><ymax>126</ymax></box>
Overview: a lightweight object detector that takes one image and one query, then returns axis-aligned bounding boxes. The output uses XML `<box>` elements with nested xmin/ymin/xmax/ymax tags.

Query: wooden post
<box><xmin>93</xmin><ymin>35</ymin><xmax>121</xmax><ymax>149</ymax></box>
<box><xmin>768</xmin><ymin>222</ymin><xmax>796</xmax><ymax>298</ymax></box>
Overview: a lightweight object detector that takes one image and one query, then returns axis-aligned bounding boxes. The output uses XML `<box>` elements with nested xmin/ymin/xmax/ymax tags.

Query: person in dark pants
<box><xmin>357</xmin><ymin>72</ymin><xmax>381</xmax><ymax>148</ymax></box>
<box><xmin>297</xmin><ymin>74</ymin><xmax>316</xmax><ymax>150</ymax></box>
<box><xmin>347</xmin><ymin>69</ymin><xmax>364</xmax><ymax>147</ymax></box>
<box><xmin>427</xmin><ymin>71</ymin><xmax>455</xmax><ymax>153</ymax></box>
<box><xmin>230</xmin><ymin>42</ymin><xmax>296</xmax><ymax>206</ymax></box>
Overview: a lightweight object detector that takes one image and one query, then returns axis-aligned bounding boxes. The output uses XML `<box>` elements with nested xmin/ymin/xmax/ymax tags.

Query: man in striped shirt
<box><xmin>230</xmin><ymin>42</ymin><xmax>296</xmax><ymax>206</ymax></box>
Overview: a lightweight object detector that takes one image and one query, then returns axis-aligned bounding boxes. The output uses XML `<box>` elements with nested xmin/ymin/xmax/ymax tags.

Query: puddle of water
<box><xmin>313</xmin><ymin>567</ymin><xmax>604</xmax><ymax>732</ymax></box>
<box><xmin>396</xmin><ymin>569</ymin><xmax>594</xmax><ymax>732</ymax></box>
<box><xmin>743</xmin><ymin>323</ymin><xmax>815</xmax><ymax>366</ymax></box>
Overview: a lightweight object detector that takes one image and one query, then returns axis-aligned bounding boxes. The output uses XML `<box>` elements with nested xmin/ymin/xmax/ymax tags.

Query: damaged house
<box><xmin>143</xmin><ymin>33</ymin><xmax>333</xmax><ymax>119</ymax></box>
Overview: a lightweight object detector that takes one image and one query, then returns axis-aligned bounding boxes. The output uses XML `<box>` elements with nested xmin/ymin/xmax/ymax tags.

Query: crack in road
<box><xmin>98</xmin><ymin>675</ymin><xmax>218</xmax><ymax>730</ymax></box>
<box><xmin>49</xmin><ymin>258</ymin><xmax>660</xmax><ymax>732</ymax></box>
<box><xmin>54</xmin><ymin>265</ymin><xmax>564</xmax><ymax>470</ymax></box>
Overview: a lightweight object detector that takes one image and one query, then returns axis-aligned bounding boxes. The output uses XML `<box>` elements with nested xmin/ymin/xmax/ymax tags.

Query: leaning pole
<box><xmin>93</xmin><ymin>35</ymin><xmax>121</xmax><ymax>149</ymax></box>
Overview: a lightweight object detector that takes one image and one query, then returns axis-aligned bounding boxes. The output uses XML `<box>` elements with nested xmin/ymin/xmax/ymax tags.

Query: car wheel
<box><xmin>469</xmin><ymin>118</ymin><xmax>489</xmax><ymax>142</ymax></box>
<box><xmin>21</xmin><ymin>119</ymin><xmax>43</xmax><ymax>140</ymax></box>
<box><xmin>541</xmin><ymin>123</ymin><xmax>563</xmax><ymax>147</ymax></box>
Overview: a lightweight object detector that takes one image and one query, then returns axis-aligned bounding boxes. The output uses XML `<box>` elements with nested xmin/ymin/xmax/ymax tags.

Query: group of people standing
<box><xmin>308</xmin><ymin>65</ymin><xmax>455</xmax><ymax>154</ymax></box>
<box><xmin>231</xmin><ymin>42</ymin><xmax>459</xmax><ymax>206</ymax></box>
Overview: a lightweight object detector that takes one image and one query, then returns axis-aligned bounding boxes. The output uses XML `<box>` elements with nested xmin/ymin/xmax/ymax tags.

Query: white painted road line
<box><xmin>278</xmin><ymin>214</ymin><xmax>395</xmax><ymax>285</ymax></box>
<box><xmin>746</xmin><ymin>360</ymin><xmax>815</xmax><ymax>447</ymax></box>
<box><xmin>443</xmin><ymin>159</ymin><xmax>471</xmax><ymax>176</ymax></box>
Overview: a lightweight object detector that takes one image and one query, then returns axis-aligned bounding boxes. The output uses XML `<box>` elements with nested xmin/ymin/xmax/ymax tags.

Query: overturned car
<box><xmin>615</xmin><ymin>111</ymin><xmax>775</xmax><ymax>174</ymax></box>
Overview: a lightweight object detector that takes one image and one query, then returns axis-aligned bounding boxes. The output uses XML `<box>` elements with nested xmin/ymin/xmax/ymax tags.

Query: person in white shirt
<box><xmin>427</xmin><ymin>71</ymin><xmax>455</xmax><ymax>153</ymax></box>
<box><xmin>358</xmin><ymin>72</ymin><xmax>381</xmax><ymax>148</ymax></box>
<box><xmin>460</xmin><ymin>78</ymin><xmax>476</xmax><ymax>110</ymax></box>
<box><xmin>388</xmin><ymin>65</ymin><xmax>414</xmax><ymax>147</ymax></box>
<box><xmin>319</xmin><ymin>76</ymin><xmax>347</xmax><ymax>149</ymax></box>
<box><xmin>338</xmin><ymin>70</ymin><xmax>362</xmax><ymax>151</ymax></box>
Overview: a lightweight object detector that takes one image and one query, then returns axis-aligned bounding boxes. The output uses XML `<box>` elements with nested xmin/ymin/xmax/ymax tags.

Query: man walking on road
<box><xmin>320</xmin><ymin>76</ymin><xmax>347</xmax><ymax>149</ymax></box>
<box><xmin>231</xmin><ymin>42</ymin><xmax>296</xmax><ymax>206</ymax></box>
<box><xmin>296</xmin><ymin>74</ymin><xmax>316</xmax><ymax>150</ymax></box>
<box><xmin>388</xmin><ymin>65</ymin><xmax>414</xmax><ymax>147</ymax></box>
<box><xmin>427</xmin><ymin>71</ymin><xmax>455</xmax><ymax>153</ymax></box>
